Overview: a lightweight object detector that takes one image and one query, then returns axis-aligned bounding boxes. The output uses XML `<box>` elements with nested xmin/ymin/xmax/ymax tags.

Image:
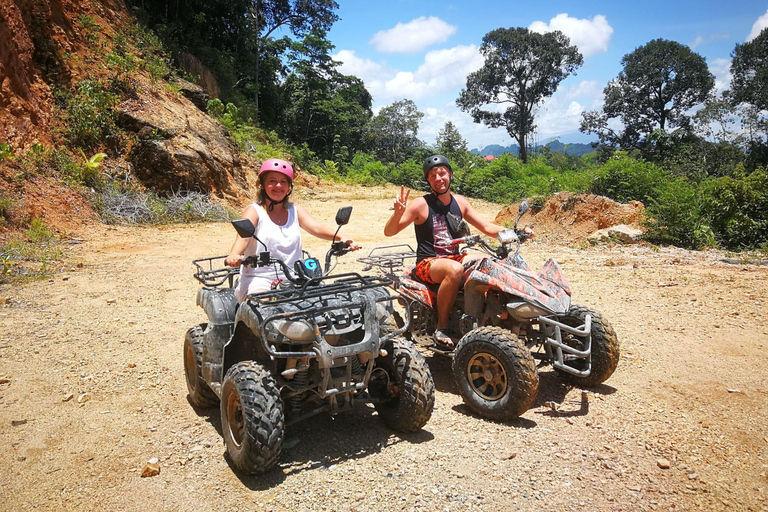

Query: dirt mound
<box><xmin>495</xmin><ymin>192</ymin><xmax>646</xmax><ymax>244</ymax></box>
<box><xmin>0</xmin><ymin>174</ymin><xmax>97</xmax><ymax>235</ymax></box>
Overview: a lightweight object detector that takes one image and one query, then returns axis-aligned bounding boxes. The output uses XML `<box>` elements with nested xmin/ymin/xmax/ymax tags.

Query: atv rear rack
<box><xmin>358</xmin><ymin>244</ymin><xmax>417</xmax><ymax>275</ymax></box>
<box><xmin>192</xmin><ymin>255</ymin><xmax>239</xmax><ymax>288</ymax></box>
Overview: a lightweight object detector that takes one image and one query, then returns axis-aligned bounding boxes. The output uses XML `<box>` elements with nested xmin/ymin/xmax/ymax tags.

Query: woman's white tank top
<box><xmin>239</xmin><ymin>202</ymin><xmax>302</xmax><ymax>288</ymax></box>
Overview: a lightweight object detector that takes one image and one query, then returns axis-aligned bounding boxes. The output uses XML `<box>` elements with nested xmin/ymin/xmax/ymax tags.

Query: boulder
<box><xmin>171</xmin><ymin>78</ymin><xmax>210</xmax><ymax>112</ymax></box>
<box><xmin>119</xmin><ymin>90</ymin><xmax>252</xmax><ymax>201</ymax></box>
<box><xmin>588</xmin><ymin>224</ymin><xmax>645</xmax><ymax>244</ymax></box>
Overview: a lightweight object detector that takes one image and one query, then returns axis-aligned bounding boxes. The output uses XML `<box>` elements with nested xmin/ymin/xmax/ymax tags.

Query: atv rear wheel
<box><xmin>183</xmin><ymin>324</ymin><xmax>218</xmax><ymax>408</ymax></box>
<box><xmin>220</xmin><ymin>362</ymin><xmax>284</xmax><ymax>474</ymax></box>
<box><xmin>371</xmin><ymin>337</ymin><xmax>435</xmax><ymax>432</ymax></box>
<box><xmin>554</xmin><ymin>305</ymin><xmax>620</xmax><ymax>387</ymax></box>
<box><xmin>452</xmin><ymin>326</ymin><xmax>538</xmax><ymax>421</ymax></box>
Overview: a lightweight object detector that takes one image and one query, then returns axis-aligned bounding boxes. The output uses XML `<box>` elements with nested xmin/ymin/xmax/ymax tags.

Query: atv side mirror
<box><xmin>335</xmin><ymin>206</ymin><xmax>352</xmax><ymax>226</ymax></box>
<box><xmin>232</xmin><ymin>218</ymin><xmax>256</xmax><ymax>239</ymax></box>
<box><xmin>515</xmin><ymin>201</ymin><xmax>530</xmax><ymax>227</ymax></box>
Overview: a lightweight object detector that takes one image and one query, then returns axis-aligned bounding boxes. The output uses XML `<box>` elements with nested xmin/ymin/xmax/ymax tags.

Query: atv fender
<box><xmin>463</xmin><ymin>279</ymin><xmax>488</xmax><ymax>321</ymax></box>
<box><xmin>196</xmin><ymin>287</ymin><xmax>238</xmax><ymax>384</ymax></box>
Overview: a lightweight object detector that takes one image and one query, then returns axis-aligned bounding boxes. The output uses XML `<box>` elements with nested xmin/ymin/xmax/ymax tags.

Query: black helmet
<box><xmin>422</xmin><ymin>155</ymin><xmax>452</xmax><ymax>180</ymax></box>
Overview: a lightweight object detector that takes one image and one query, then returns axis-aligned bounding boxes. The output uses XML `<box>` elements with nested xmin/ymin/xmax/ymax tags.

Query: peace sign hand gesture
<box><xmin>393</xmin><ymin>186</ymin><xmax>410</xmax><ymax>216</ymax></box>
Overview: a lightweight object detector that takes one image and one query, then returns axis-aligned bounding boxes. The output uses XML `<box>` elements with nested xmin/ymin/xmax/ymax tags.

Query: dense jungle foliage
<box><xmin>2</xmin><ymin>1</ymin><xmax>767</xmax><ymax>254</ymax></box>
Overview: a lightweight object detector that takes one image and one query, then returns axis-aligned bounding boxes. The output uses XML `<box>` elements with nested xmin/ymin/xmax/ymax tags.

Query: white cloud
<box><xmin>709</xmin><ymin>57</ymin><xmax>732</xmax><ymax>94</ymax></box>
<box><xmin>335</xmin><ymin>45</ymin><xmax>483</xmax><ymax>104</ymax></box>
<box><xmin>370</xmin><ymin>16</ymin><xmax>457</xmax><ymax>54</ymax></box>
<box><xmin>690</xmin><ymin>35</ymin><xmax>706</xmax><ymax>49</ymax></box>
<box><xmin>689</xmin><ymin>33</ymin><xmax>730</xmax><ymax>49</ymax></box>
<box><xmin>385</xmin><ymin>45</ymin><xmax>483</xmax><ymax>99</ymax></box>
<box><xmin>333</xmin><ymin>50</ymin><xmax>389</xmax><ymax>79</ymax></box>
<box><xmin>747</xmin><ymin>9</ymin><xmax>768</xmax><ymax>41</ymax></box>
<box><xmin>563</xmin><ymin>80</ymin><xmax>601</xmax><ymax>102</ymax></box>
<box><xmin>529</xmin><ymin>13</ymin><xmax>613</xmax><ymax>58</ymax></box>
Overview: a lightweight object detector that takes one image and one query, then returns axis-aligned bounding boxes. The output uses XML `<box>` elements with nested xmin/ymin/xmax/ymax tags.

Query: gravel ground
<box><xmin>1</xmin><ymin>186</ymin><xmax>766</xmax><ymax>511</ymax></box>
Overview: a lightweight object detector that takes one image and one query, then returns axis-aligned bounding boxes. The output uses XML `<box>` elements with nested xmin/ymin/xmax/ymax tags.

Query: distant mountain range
<box><xmin>471</xmin><ymin>139</ymin><xmax>596</xmax><ymax>158</ymax></box>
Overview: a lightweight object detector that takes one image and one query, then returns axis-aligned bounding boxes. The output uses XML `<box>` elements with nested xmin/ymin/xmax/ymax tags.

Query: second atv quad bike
<box><xmin>358</xmin><ymin>201</ymin><xmax>619</xmax><ymax>421</ymax></box>
<box><xmin>185</xmin><ymin>207</ymin><xmax>435</xmax><ymax>473</ymax></box>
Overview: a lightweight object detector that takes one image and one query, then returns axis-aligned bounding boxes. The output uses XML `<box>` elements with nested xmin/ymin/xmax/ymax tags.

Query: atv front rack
<box><xmin>246</xmin><ymin>272</ymin><xmax>394</xmax><ymax>305</ymax></box>
<box><xmin>358</xmin><ymin>244</ymin><xmax>417</xmax><ymax>275</ymax></box>
<box><xmin>193</xmin><ymin>255</ymin><xmax>239</xmax><ymax>288</ymax></box>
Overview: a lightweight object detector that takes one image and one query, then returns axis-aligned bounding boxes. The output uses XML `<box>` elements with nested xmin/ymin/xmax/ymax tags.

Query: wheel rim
<box><xmin>225</xmin><ymin>391</ymin><xmax>245</xmax><ymax>448</ymax></box>
<box><xmin>184</xmin><ymin>342</ymin><xmax>197</xmax><ymax>389</ymax></box>
<box><xmin>466</xmin><ymin>352</ymin><xmax>508</xmax><ymax>400</ymax></box>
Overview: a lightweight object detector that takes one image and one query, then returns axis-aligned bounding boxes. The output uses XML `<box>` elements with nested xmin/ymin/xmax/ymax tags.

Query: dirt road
<box><xmin>1</xmin><ymin>185</ymin><xmax>766</xmax><ymax>511</ymax></box>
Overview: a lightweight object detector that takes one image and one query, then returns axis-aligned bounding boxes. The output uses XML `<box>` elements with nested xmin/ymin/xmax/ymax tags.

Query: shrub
<box><xmin>58</xmin><ymin>80</ymin><xmax>120</xmax><ymax>150</ymax></box>
<box><xmin>644</xmin><ymin>178</ymin><xmax>714</xmax><ymax>249</ymax></box>
<box><xmin>94</xmin><ymin>186</ymin><xmax>231</xmax><ymax>224</ymax></box>
<box><xmin>703</xmin><ymin>166</ymin><xmax>768</xmax><ymax>250</ymax></box>
<box><xmin>0</xmin><ymin>194</ymin><xmax>14</xmax><ymax>221</ymax></box>
<box><xmin>590</xmin><ymin>155</ymin><xmax>669</xmax><ymax>203</ymax></box>
<box><xmin>0</xmin><ymin>142</ymin><xmax>13</xmax><ymax>161</ymax></box>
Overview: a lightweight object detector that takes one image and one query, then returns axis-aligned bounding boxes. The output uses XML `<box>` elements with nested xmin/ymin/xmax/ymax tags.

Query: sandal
<box><xmin>433</xmin><ymin>329</ymin><xmax>455</xmax><ymax>350</ymax></box>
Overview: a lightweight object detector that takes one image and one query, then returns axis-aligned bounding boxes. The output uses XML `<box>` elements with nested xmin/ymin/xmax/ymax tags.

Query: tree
<box><xmin>731</xmin><ymin>28</ymin><xmax>768</xmax><ymax>111</ymax></box>
<box><xmin>580</xmin><ymin>38</ymin><xmax>714</xmax><ymax>161</ymax></box>
<box><xmin>730</xmin><ymin>28</ymin><xmax>768</xmax><ymax>167</ymax></box>
<box><xmin>457</xmin><ymin>27</ymin><xmax>582</xmax><ymax>163</ymax></box>
<box><xmin>436</xmin><ymin>121</ymin><xmax>469</xmax><ymax>168</ymax></box>
<box><xmin>365</xmin><ymin>100</ymin><xmax>424</xmax><ymax>165</ymax></box>
<box><xmin>281</xmin><ymin>30</ymin><xmax>372</xmax><ymax>160</ymax></box>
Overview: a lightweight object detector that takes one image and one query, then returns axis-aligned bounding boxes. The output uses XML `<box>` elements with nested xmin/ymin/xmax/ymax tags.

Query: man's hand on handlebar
<box><xmin>516</xmin><ymin>224</ymin><xmax>535</xmax><ymax>242</ymax></box>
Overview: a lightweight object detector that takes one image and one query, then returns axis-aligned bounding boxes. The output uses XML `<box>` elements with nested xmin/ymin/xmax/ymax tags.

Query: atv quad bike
<box><xmin>185</xmin><ymin>207</ymin><xmax>435</xmax><ymax>474</ymax></box>
<box><xmin>358</xmin><ymin>201</ymin><xmax>619</xmax><ymax>421</ymax></box>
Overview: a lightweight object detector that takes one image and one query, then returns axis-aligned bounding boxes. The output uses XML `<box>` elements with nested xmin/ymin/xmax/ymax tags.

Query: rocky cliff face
<box><xmin>1</xmin><ymin>0</ymin><xmax>257</xmax><ymax>227</ymax></box>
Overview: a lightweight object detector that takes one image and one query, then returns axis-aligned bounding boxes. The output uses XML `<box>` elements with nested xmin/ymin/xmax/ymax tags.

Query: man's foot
<box><xmin>433</xmin><ymin>329</ymin><xmax>454</xmax><ymax>350</ymax></box>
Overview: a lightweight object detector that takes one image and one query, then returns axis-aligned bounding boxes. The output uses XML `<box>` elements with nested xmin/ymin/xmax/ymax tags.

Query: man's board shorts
<box><xmin>413</xmin><ymin>254</ymin><xmax>466</xmax><ymax>284</ymax></box>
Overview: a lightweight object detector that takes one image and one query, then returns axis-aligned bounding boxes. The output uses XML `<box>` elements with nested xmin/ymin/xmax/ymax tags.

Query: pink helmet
<box><xmin>259</xmin><ymin>158</ymin><xmax>294</xmax><ymax>181</ymax></box>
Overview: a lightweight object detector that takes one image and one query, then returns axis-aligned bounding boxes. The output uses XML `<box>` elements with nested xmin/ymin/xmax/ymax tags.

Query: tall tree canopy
<box><xmin>126</xmin><ymin>0</ymin><xmax>340</xmax><ymax>128</ymax></box>
<box><xmin>457</xmin><ymin>27</ymin><xmax>582</xmax><ymax>163</ymax></box>
<box><xmin>731</xmin><ymin>28</ymin><xmax>768</xmax><ymax>110</ymax></box>
<box><xmin>365</xmin><ymin>100</ymin><xmax>424</xmax><ymax>165</ymax></box>
<box><xmin>282</xmin><ymin>31</ymin><xmax>372</xmax><ymax>160</ymax></box>
<box><xmin>581</xmin><ymin>38</ymin><xmax>714</xmax><ymax>160</ymax></box>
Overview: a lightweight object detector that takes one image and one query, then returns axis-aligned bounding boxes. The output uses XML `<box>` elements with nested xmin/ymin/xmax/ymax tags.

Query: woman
<box><xmin>225</xmin><ymin>158</ymin><xmax>359</xmax><ymax>302</ymax></box>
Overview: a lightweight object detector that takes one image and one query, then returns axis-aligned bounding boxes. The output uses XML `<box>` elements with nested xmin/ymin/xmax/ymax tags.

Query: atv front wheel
<box><xmin>183</xmin><ymin>324</ymin><xmax>218</xmax><ymax>408</ymax></box>
<box><xmin>554</xmin><ymin>305</ymin><xmax>619</xmax><ymax>387</ymax></box>
<box><xmin>220</xmin><ymin>362</ymin><xmax>284</xmax><ymax>474</ymax></box>
<box><xmin>452</xmin><ymin>326</ymin><xmax>538</xmax><ymax>421</ymax></box>
<box><xmin>371</xmin><ymin>337</ymin><xmax>435</xmax><ymax>432</ymax></box>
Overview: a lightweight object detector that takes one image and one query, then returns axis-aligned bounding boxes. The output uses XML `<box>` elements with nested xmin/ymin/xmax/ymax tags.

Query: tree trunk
<box><xmin>519</xmin><ymin>134</ymin><xmax>528</xmax><ymax>163</ymax></box>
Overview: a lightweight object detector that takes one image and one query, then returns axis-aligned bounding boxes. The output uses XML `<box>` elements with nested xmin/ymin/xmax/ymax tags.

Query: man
<box><xmin>384</xmin><ymin>155</ymin><xmax>521</xmax><ymax>349</ymax></box>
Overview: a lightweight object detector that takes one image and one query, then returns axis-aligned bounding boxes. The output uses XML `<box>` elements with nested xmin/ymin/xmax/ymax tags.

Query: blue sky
<box><xmin>325</xmin><ymin>1</ymin><xmax>768</xmax><ymax>150</ymax></box>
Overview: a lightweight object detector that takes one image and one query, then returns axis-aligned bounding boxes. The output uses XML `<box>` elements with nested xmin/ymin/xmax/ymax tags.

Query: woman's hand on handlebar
<box><xmin>225</xmin><ymin>254</ymin><xmax>243</xmax><ymax>267</ymax></box>
<box><xmin>333</xmin><ymin>239</ymin><xmax>360</xmax><ymax>254</ymax></box>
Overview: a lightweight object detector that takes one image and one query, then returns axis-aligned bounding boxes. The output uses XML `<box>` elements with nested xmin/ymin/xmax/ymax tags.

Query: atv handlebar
<box><xmin>438</xmin><ymin>227</ymin><xmax>532</xmax><ymax>259</ymax></box>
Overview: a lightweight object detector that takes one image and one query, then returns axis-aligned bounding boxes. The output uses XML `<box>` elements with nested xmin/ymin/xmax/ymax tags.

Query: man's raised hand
<box><xmin>393</xmin><ymin>186</ymin><xmax>410</xmax><ymax>215</ymax></box>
